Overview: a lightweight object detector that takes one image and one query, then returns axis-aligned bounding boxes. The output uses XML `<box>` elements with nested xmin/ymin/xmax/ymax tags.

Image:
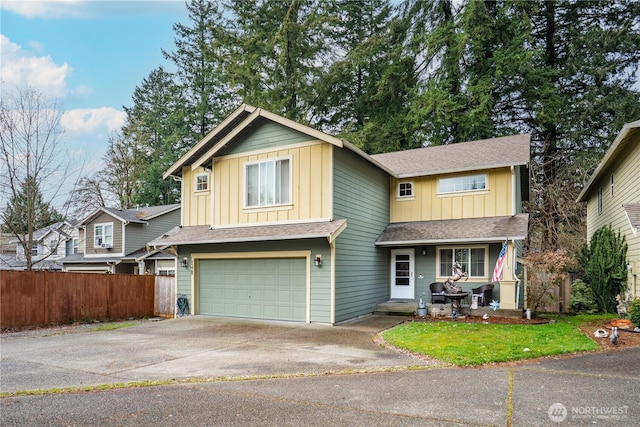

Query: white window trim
<box><xmin>597</xmin><ymin>187</ymin><xmax>603</xmax><ymax>215</ymax></box>
<box><xmin>243</xmin><ymin>156</ymin><xmax>292</xmax><ymax>209</ymax></box>
<box><xmin>94</xmin><ymin>222</ymin><xmax>114</xmax><ymax>248</ymax></box>
<box><xmin>195</xmin><ymin>173</ymin><xmax>209</xmax><ymax>193</ymax></box>
<box><xmin>610</xmin><ymin>174</ymin><xmax>614</xmax><ymax>198</ymax></box>
<box><xmin>437</xmin><ymin>174</ymin><xmax>488</xmax><ymax>195</ymax></box>
<box><xmin>436</xmin><ymin>245</ymin><xmax>489</xmax><ymax>281</ymax></box>
<box><xmin>397</xmin><ymin>181</ymin><xmax>414</xmax><ymax>200</ymax></box>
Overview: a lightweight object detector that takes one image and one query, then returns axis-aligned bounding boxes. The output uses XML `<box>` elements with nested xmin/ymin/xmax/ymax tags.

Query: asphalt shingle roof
<box><xmin>624</xmin><ymin>203</ymin><xmax>640</xmax><ymax>228</ymax></box>
<box><xmin>149</xmin><ymin>220</ymin><xmax>348</xmax><ymax>246</ymax></box>
<box><xmin>375</xmin><ymin>214</ymin><xmax>529</xmax><ymax>245</ymax></box>
<box><xmin>371</xmin><ymin>134</ymin><xmax>530</xmax><ymax>178</ymax></box>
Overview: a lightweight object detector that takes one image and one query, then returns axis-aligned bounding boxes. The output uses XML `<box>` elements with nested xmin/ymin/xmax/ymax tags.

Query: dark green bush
<box><xmin>569</xmin><ymin>279</ymin><xmax>598</xmax><ymax>314</ymax></box>
<box><xmin>628</xmin><ymin>298</ymin><xmax>640</xmax><ymax>327</ymax></box>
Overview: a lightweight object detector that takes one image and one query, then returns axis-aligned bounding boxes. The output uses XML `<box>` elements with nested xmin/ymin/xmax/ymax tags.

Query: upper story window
<box><xmin>438</xmin><ymin>174</ymin><xmax>487</xmax><ymax>194</ymax></box>
<box><xmin>610</xmin><ymin>174</ymin><xmax>614</xmax><ymax>198</ymax></box>
<box><xmin>245</xmin><ymin>157</ymin><xmax>291</xmax><ymax>208</ymax></box>
<box><xmin>397</xmin><ymin>181</ymin><xmax>414</xmax><ymax>198</ymax></box>
<box><xmin>597</xmin><ymin>187</ymin><xmax>603</xmax><ymax>215</ymax></box>
<box><xmin>195</xmin><ymin>173</ymin><xmax>209</xmax><ymax>192</ymax></box>
<box><xmin>94</xmin><ymin>223</ymin><xmax>114</xmax><ymax>248</ymax></box>
<box><xmin>73</xmin><ymin>238</ymin><xmax>79</xmax><ymax>254</ymax></box>
<box><xmin>31</xmin><ymin>242</ymin><xmax>38</xmax><ymax>256</ymax></box>
<box><xmin>438</xmin><ymin>246</ymin><xmax>486</xmax><ymax>279</ymax></box>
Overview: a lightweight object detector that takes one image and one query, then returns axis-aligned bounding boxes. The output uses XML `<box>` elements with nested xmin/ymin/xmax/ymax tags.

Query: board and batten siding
<box><xmin>181</xmin><ymin>166</ymin><xmax>212</xmax><ymax>227</ymax></box>
<box><xmin>389</xmin><ymin>168</ymin><xmax>513</xmax><ymax>223</ymax></box>
<box><xmin>332</xmin><ymin>147</ymin><xmax>390</xmax><ymax>323</ymax></box>
<box><xmin>176</xmin><ymin>239</ymin><xmax>332</xmax><ymax>322</ymax></box>
<box><xmin>585</xmin><ymin>131</ymin><xmax>640</xmax><ymax>297</ymax></box>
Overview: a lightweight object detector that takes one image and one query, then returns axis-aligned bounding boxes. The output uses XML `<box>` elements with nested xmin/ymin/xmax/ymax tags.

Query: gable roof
<box><xmin>577</xmin><ymin>120</ymin><xmax>640</xmax><ymax>202</ymax></box>
<box><xmin>624</xmin><ymin>203</ymin><xmax>640</xmax><ymax>231</ymax></box>
<box><xmin>163</xmin><ymin>104</ymin><xmax>395</xmax><ymax>178</ymax></box>
<box><xmin>375</xmin><ymin>214</ymin><xmax>529</xmax><ymax>246</ymax></box>
<box><xmin>81</xmin><ymin>204</ymin><xmax>180</xmax><ymax>225</ymax></box>
<box><xmin>371</xmin><ymin>134</ymin><xmax>530</xmax><ymax>178</ymax></box>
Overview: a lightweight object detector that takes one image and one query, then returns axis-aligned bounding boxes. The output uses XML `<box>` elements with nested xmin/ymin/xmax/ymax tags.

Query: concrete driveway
<box><xmin>1</xmin><ymin>315</ymin><xmax>433</xmax><ymax>393</ymax></box>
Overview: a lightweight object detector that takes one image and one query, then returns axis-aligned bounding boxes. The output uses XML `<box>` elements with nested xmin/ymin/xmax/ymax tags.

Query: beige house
<box><xmin>577</xmin><ymin>120</ymin><xmax>640</xmax><ymax>299</ymax></box>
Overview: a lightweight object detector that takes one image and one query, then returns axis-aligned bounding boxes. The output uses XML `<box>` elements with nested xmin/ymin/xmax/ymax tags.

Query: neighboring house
<box><xmin>61</xmin><ymin>204</ymin><xmax>180</xmax><ymax>274</ymax></box>
<box><xmin>0</xmin><ymin>233</ymin><xmax>18</xmax><ymax>269</ymax></box>
<box><xmin>577</xmin><ymin>120</ymin><xmax>640</xmax><ymax>299</ymax></box>
<box><xmin>149</xmin><ymin>104</ymin><xmax>530</xmax><ymax>324</ymax></box>
<box><xmin>7</xmin><ymin>222</ymin><xmax>75</xmax><ymax>271</ymax></box>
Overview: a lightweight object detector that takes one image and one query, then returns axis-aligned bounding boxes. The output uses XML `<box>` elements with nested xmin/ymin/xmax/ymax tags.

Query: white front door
<box><xmin>390</xmin><ymin>249</ymin><xmax>415</xmax><ymax>299</ymax></box>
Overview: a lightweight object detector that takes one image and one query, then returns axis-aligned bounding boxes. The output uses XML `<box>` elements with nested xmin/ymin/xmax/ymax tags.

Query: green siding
<box><xmin>175</xmin><ymin>238</ymin><xmax>332</xmax><ymax>322</ymax></box>
<box><xmin>333</xmin><ymin>147</ymin><xmax>390</xmax><ymax>322</ymax></box>
<box><xmin>125</xmin><ymin>209</ymin><xmax>181</xmax><ymax>254</ymax></box>
<box><xmin>220</xmin><ymin>119</ymin><xmax>312</xmax><ymax>156</ymax></box>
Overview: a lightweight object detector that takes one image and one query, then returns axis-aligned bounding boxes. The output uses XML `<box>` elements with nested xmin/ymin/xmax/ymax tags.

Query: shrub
<box><xmin>629</xmin><ymin>298</ymin><xmax>640</xmax><ymax>327</ymax></box>
<box><xmin>576</xmin><ymin>225</ymin><xmax>628</xmax><ymax>313</ymax></box>
<box><xmin>568</xmin><ymin>279</ymin><xmax>598</xmax><ymax>314</ymax></box>
<box><xmin>522</xmin><ymin>250</ymin><xmax>570</xmax><ymax>317</ymax></box>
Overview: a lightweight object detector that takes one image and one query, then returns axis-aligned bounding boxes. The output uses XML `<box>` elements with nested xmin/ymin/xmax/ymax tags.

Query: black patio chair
<box><xmin>472</xmin><ymin>284</ymin><xmax>494</xmax><ymax>307</ymax></box>
<box><xmin>430</xmin><ymin>282</ymin><xmax>447</xmax><ymax>304</ymax></box>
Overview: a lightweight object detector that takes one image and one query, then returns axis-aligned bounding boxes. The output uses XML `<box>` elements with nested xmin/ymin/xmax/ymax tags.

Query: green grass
<box><xmin>87</xmin><ymin>321</ymin><xmax>138</xmax><ymax>332</ymax></box>
<box><xmin>381</xmin><ymin>319</ymin><xmax>600</xmax><ymax>366</ymax></box>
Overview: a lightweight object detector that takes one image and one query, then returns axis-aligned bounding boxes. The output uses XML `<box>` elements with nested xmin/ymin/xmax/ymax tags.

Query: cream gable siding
<box><xmin>585</xmin><ymin>133</ymin><xmax>640</xmax><ymax>298</ymax></box>
<box><xmin>390</xmin><ymin>168</ymin><xmax>513</xmax><ymax>222</ymax></box>
<box><xmin>182</xmin><ymin>166</ymin><xmax>212</xmax><ymax>226</ymax></box>
<box><xmin>210</xmin><ymin>141</ymin><xmax>332</xmax><ymax>226</ymax></box>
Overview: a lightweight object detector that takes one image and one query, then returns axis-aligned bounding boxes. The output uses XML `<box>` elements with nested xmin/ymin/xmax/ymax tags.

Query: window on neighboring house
<box><xmin>31</xmin><ymin>242</ymin><xmax>38</xmax><ymax>256</ymax></box>
<box><xmin>438</xmin><ymin>174</ymin><xmax>487</xmax><ymax>194</ymax></box>
<box><xmin>195</xmin><ymin>173</ymin><xmax>209</xmax><ymax>192</ymax></box>
<box><xmin>597</xmin><ymin>187</ymin><xmax>603</xmax><ymax>215</ymax></box>
<box><xmin>397</xmin><ymin>181</ymin><xmax>413</xmax><ymax>198</ymax></box>
<box><xmin>438</xmin><ymin>246</ymin><xmax>486</xmax><ymax>278</ymax></box>
<box><xmin>245</xmin><ymin>157</ymin><xmax>291</xmax><ymax>208</ymax></box>
<box><xmin>73</xmin><ymin>238</ymin><xmax>79</xmax><ymax>254</ymax></box>
<box><xmin>94</xmin><ymin>223</ymin><xmax>114</xmax><ymax>248</ymax></box>
<box><xmin>610</xmin><ymin>174</ymin><xmax>614</xmax><ymax>198</ymax></box>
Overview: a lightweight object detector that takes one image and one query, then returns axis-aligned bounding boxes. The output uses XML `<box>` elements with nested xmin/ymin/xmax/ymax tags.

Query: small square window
<box><xmin>196</xmin><ymin>174</ymin><xmax>209</xmax><ymax>192</ymax></box>
<box><xmin>398</xmin><ymin>182</ymin><xmax>413</xmax><ymax>198</ymax></box>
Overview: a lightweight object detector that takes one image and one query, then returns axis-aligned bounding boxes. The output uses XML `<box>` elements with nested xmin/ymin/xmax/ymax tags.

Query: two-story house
<box><xmin>577</xmin><ymin>120</ymin><xmax>640</xmax><ymax>300</ymax></box>
<box><xmin>149</xmin><ymin>104</ymin><xmax>530</xmax><ymax>324</ymax></box>
<box><xmin>10</xmin><ymin>221</ymin><xmax>75</xmax><ymax>271</ymax></box>
<box><xmin>61</xmin><ymin>204</ymin><xmax>180</xmax><ymax>274</ymax></box>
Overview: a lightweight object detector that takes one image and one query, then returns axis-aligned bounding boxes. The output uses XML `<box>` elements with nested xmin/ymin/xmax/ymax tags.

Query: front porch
<box><xmin>374</xmin><ymin>299</ymin><xmax>523</xmax><ymax>319</ymax></box>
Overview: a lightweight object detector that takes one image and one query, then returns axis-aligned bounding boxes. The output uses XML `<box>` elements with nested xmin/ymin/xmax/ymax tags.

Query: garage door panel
<box><xmin>199</xmin><ymin>258</ymin><xmax>306</xmax><ymax>321</ymax></box>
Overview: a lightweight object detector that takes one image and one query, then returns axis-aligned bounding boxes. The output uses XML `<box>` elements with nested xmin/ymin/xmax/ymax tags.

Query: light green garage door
<box><xmin>198</xmin><ymin>258</ymin><xmax>306</xmax><ymax>321</ymax></box>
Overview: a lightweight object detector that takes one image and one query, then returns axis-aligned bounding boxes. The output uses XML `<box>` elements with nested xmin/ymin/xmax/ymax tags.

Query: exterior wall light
<box><xmin>314</xmin><ymin>254</ymin><xmax>322</xmax><ymax>266</ymax></box>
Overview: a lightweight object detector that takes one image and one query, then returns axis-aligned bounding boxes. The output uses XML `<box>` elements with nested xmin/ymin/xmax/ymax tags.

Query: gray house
<box><xmin>62</xmin><ymin>204</ymin><xmax>180</xmax><ymax>274</ymax></box>
<box><xmin>150</xmin><ymin>105</ymin><xmax>530</xmax><ymax>324</ymax></box>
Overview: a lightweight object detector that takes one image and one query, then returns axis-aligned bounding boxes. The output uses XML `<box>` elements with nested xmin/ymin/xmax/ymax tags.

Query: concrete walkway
<box><xmin>1</xmin><ymin>315</ymin><xmax>639</xmax><ymax>426</ymax></box>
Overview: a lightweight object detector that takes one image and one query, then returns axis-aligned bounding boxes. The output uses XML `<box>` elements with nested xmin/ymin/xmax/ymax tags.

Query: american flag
<box><xmin>491</xmin><ymin>240</ymin><xmax>508</xmax><ymax>283</ymax></box>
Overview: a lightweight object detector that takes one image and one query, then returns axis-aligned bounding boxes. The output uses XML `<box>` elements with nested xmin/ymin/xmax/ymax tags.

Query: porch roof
<box><xmin>624</xmin><ymin>203</ymin><xmax>640</xmax><ymax>229</ymax></box>
<box><xmin>375</xmin><ymin>214</ymin><xmax>529</xmax><ymax>246</ymax></box>
<box><xmin>149</xmin><ymin>220</ymin><xmax>348</xmax><ymax>247</ymax></box>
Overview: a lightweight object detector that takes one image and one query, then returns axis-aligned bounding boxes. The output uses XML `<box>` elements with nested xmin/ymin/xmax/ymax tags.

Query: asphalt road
<box><xmin>1</xmin><ymin>316</ymin><xmax>639</xmax><ymax>426</ymax></box>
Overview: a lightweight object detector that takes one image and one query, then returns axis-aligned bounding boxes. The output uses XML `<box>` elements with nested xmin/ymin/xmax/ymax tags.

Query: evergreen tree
<box><xmin>577</xmin><ymin>226</ymin><xmax>628</xmax><ymax>313</ymax></box>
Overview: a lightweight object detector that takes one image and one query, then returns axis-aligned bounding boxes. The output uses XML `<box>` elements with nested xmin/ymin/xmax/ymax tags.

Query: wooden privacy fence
<box><xmin>0</xmin><ymin>270</ymin><xmax>176</xmax><ymax>328</ymax></box>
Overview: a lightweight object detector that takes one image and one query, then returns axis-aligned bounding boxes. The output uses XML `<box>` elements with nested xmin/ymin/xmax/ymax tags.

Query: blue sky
<box><xmin>1</xmin><ymin>0</ymin><xmax>188</xmax><ymax>181</ymax></box>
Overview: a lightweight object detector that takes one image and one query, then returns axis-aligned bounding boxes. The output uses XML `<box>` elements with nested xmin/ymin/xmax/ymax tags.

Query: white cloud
<box><xmin>61</xmin><ymin>107</ymin><xmax>126</xmax><ymax>133</ymax></box>
<box><xmin>0</xmin><ymin>34</ymin><xmax>72</xmax><ymax>98</ymax></box>
<box><xmin>1</xmin><ymin>0</ymin><xmax>186</xmax><ymax>19</ymax></box>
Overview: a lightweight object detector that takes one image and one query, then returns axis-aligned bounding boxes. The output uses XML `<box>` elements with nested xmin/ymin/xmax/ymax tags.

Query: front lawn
<box><xmin>381</xmin><ymin>318</ymin><xmax>601</xmax><ymax>366</ymax></box>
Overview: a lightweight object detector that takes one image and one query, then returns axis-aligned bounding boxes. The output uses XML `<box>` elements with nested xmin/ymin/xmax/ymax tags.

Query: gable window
<box><xmin>73</xmin><ymin>238</ymin><xmax>79</xmax><ymax>254</ymax></box>
<box><xmin>94</xmin><ymin>223</ymin><xmax>114</xmax><ymax>248</ymax></box>
<box><xmin>610</xmin><ymin>174</ymin><xmax>614</xmax><ymax>198</ymax></box>
<box><xmin>438</xmin><ymin>174</ymin><xmax>487</xmax><ymax>194</ymax></box>
<box><xmin>397</xmin><ymin>181</ymin><xmax>414</xmax><ymax>198</ymax></box>
<box><xmin>245</xmin><ymin>157</ymin><xmax>291</xmax><ymax>208</ymax></box>
<box><xmin>31</xmin><ymin>242</ymin><xmax>38</xmax><ymax>256</ymax></box>
<box><xmin>195</xmin><ymin>173</ymin><xmax>209</xmax><ymax>192</ymax></box>
<box><xmin>597</xmin><ymin>187</ymin><xmax>603</xmax><ymax>215</ymax></box>
<box><xmin>438</xmin><ymin>246</ymin><xmax>486</xmax><ymax>279</ymax></box>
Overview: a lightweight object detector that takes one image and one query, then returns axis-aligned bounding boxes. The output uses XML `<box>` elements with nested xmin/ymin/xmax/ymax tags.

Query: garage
<box><xmin>198</xmin><ymin>257</ymin><xmax>307</xmax><ymax>321</ymax></box>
